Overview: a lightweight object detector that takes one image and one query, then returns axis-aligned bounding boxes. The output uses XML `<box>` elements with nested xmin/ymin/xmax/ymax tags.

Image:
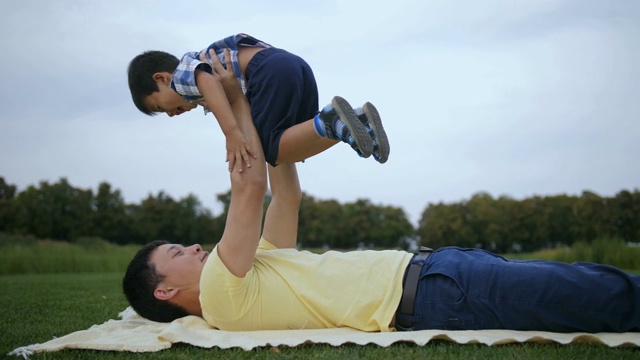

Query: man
<box><xmin>123</xmin><ymin>50</ymin><xmax>640</xmax><ymax>333</ymax></box>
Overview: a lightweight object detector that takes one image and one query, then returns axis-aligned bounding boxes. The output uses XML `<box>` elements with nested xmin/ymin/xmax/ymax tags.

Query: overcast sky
<box><xmin>1</xmin><ymin>0</ymin><xmax>639</xmax><ymax>225</ymax></box>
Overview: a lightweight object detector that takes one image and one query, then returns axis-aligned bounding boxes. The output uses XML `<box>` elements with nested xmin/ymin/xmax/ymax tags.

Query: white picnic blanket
<box><xmin>9</xmin><ymin>307</ymin><xmax>640</xmax><ymax>358</ymax></box>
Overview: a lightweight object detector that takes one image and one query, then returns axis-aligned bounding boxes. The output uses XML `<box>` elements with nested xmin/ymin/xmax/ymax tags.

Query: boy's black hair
<box><xmin>127</xmin><ymin>51</ymin><xmax>180</xmax><ymax>115</ymax></box>
<box><xmin>122</xmin><ymin>240</ymin><xmax>190</xmax><ymax>322</ymax></box>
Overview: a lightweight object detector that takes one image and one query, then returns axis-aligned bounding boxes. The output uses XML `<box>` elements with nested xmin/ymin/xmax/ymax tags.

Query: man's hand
<box><xmin>200</xmin><ymin>49</ymin><xmax>244</xmax><ymax>105</ymax></box>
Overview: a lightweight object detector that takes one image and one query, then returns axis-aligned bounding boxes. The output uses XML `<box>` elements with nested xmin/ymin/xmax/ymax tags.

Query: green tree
<box><xmin>613</xmin><ymin>189</ymin><xmax>640</xmax><ymax>242</ymax></box>
<box><xmin>173</xmin><ymin>194</ymin><xmax>219</xmax><ymax>245</ymax></box>
<box><xmin>12</xmin><ymin>178</ymin><xmax>93</xmax><ymax>240</ymax></box>
<box><xmin>502</xmin><ymin>196</ymin><xmax>541</xmax><ymax>252</ymax></box>
<box><xmin>418</xmin><ymin>202</ymin><xmax>470</xmax><ymax>249</ymax></box>
<box><xmin>540</xmin><ymin>195</ymin><xmax>579</xmax><ymax>247</ymax></box>
<box><xmin>129</xmin><ymin>191</ymin><xmax>225</xmax><ymax>245</ymax></box>
<box><xmin>573</xmin><ymin>191</ymin><xmax>608</xmax><ymax>242</ymax></box>
<box><xmin>92</xmin><ymin>182</ymin><xmax>131</xmax><ymax>244</ymax></box>
<box><xmin>465</xmin><ymin>192</ymin><xmax>504</xmax><ymax>251</ymax></box>
<box><xmin>0</xmin><ymin>177</ymin><xmax>17</xmax><ymax>233</ymax></box>
<box><xmin>299</xmin><ymin>195</ymin><xmax>413</xmax><ymax>249</ymax></box>
<box><xmin>367</xmin><ymin>205</ymin><xmax>414</xmax><ymax>248</ymax></box>
<box><xmin>298</xmin><ymin>194</ymin><xmax>344</xmax><ymax>248</ymax></box>
<box><xmin>338</xmin><ymin>199</ymin><xmax>377</xmax><ymax>248</ymax></box>
<box><xmin>129</xmin><ymin>191</ymin><xmax>177</xmax><ymax>242</ymax></box>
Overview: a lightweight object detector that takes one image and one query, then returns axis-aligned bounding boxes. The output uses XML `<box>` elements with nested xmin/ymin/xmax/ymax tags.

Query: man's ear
<box><xmin>152</xmin><ymin>72</ymin><xmax>171</xmax><ymax>84</ymax></box>
<box><xmin>154</xmin><ymin>287</ymin><xmax>178</xmax><ymax>301</ymax></box>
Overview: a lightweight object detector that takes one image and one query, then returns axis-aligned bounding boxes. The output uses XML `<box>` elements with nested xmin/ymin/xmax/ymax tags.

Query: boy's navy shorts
<box><xmin>245</xmin><ymin>48</ymin><xmax>319</xmax><ymax>167</ymax></box>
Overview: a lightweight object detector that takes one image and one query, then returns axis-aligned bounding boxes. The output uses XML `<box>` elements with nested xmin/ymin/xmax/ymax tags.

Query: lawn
<box><xmin>2</xmin><ymin>273</ymin><xmax>638</xmax><ymax>359</ymax></box>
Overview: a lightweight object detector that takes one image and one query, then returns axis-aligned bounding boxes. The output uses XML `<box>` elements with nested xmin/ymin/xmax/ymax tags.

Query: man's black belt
<box><xmin>396</xmin><ymin>246</ymin><xmax>433</xmax><ymax>330</ymax></box>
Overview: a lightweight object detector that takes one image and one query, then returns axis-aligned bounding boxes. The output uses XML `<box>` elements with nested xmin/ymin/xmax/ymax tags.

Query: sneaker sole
<box><xmin>332</xmin><ymin>96</ymin><xmax>373</xmax><ymax>158</ymax></box>
<box><xmin>363</xmin><ymin>102</ymin><xmax>390</xmax><ymax>163</ymax></box>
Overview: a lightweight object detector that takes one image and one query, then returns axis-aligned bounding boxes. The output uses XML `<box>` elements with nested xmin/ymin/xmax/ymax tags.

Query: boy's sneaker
<box><xmin>315</xmin><ymin>96</ymin><xmax>373</xmax><ymax>158</ymax></box>
<box><xmin>355</xmin><ymin>102</ymin><xmax>390</xmax><ymax>163</ymax></box>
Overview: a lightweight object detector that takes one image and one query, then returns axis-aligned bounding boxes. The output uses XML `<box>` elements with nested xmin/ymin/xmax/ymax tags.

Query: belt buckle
<box><xmin>396</xmin><ymin>246</ymin><xmax>434</xmax><ymax>330</ymax></box>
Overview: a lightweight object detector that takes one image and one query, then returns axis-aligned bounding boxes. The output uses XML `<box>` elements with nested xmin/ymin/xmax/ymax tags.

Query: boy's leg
<box><xmin>277</xmin><ymin>96</ymin><xmax>383</xmax><ymax>164</ymax></box>
<box><xmin>277</xmin><ymin>122</ymin><xmax>339</xmax><ymax>164</ymax></box>
<box><xmin>312</xmin><ymin>96</ymin><xmax>373</xmax><ymax>158</ymax></box>
<box><xmin>245</xmin><ymin>48</ymin><xmax>379</xmax><ymax>165</ymax></box>
<box><xmin>261</xmin><ymin>163</ymin><xmax>302</xmax><ymax>249</ymax></box>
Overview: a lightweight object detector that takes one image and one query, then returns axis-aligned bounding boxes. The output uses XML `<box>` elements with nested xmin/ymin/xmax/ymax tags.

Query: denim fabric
<box><xmin>396</xmin><ymin>246</ymin><xmax>640</xmax><ymax>332</ymax></box>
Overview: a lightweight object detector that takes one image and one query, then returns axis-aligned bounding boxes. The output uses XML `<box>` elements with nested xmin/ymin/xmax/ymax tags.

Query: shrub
<box><xmin>549</xmin><ymin>237</ymin><xmax>640</xmax><ymax>269</ymax></box>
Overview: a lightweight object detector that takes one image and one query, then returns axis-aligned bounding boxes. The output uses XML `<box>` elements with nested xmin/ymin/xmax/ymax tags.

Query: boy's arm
<box><xmin>211</xmin><ymin>50</ymin><xmax>267</xmax><ymax>277</ymax></box>
<box><xmin>195</xmin><ymin>62</ymin><xmax>256</xmax><ymax>173</ymax></box>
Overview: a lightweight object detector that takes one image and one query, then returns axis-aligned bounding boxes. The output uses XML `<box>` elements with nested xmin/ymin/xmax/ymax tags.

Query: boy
<box><xmin>128</xmin><ymin>33</ymin><xmax>390</xmax><ymax>172</ymax></box>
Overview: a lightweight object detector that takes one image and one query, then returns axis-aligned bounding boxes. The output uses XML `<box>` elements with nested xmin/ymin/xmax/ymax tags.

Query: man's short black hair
<box><xmin>122</xmin><ymin>240</ymin><xmax>190</xmax><ymax>322</ymax></box>
<box><xmin>127</xmin><ymin>51</ymin><xmax>180</xmax><ymax>115</ymax></box>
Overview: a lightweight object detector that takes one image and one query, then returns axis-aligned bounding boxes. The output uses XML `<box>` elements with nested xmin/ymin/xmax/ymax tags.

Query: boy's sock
<box><xmin>312</xmin><ymin>109</ymin><xmax>339</xmax><ymax>139</ymax></box>
<box><xmin>313</xmin><ymin>96</ymin><xmax>373</xmax><ymax>158</ymax></box>
<box><xmin>354</xmin><ymin>102</ymin><xmax>390</xmax><ymax>164</ymax></box>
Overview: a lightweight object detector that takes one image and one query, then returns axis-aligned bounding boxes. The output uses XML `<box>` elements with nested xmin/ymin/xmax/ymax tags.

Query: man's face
<box><xmin>150</xmin><ymin>244</ymin><xmax>209</xmax><ymax>292</ymax></box>
<box><xmin>142</xmin><ymin>82</ymin><xmax>198</xmax><ymax>117</ymax></box>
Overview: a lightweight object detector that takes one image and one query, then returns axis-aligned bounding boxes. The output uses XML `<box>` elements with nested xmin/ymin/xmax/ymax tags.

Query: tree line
<box><xmin>1</xmin><ymin>176</ymin><xmax>638</xmax><ymax>251</ymax></box>
<box><xmin>0</xmin><ymin>177</ymin><xmax>413</xmax><ymax>249</ymax></box>
<box><xmin>417</xmin><ymin>190</ymin><xmax>640</xmax><ymax>252</ymax></box>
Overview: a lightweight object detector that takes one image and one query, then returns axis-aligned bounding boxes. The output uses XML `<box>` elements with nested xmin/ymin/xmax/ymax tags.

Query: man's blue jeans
<box><xmin>396</xmin><ymin>246</ymin><xmax>640</xmax><ymax>332</ymax></box>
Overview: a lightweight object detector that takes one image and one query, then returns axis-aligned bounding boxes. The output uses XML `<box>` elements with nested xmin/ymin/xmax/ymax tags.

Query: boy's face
<box><xmin>143</xmin><ymin>73</ymin><xmax>198</xmax><ymax>117</ymax></box>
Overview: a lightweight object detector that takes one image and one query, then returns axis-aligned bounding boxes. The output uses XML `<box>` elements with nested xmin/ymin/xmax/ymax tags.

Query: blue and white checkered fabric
<box><xmin>170</xmin><ymin>33</ymin><xmax>272</xmax><ymax>113</ymax></box>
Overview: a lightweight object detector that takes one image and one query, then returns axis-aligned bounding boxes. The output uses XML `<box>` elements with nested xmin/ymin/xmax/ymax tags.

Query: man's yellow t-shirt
<box><xmin>199</xmin><ymin>238</ymin><xmax>413</xmax><ymax>332</ymax></box>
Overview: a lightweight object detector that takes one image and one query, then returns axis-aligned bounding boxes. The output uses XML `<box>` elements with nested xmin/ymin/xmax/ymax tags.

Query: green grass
<box><xmin>507</xmin><ymin>238</ymin><xmax>640</xmax><ymax>269</ymax></box>
<box><xmin>1</xmin><ymin>236</ymin><xmax>639</xmax><ymax>358</ymax></box>
<box><xmin>1</xmin><ymin>234</ymin><xmax>638</xmax><ymax>275</ymax></box>
<box><xmin>0</xmin><ymin>236</ymin><xmax>217</xmax><ymax>275</ymax></box>
<box><xmin>2</xmin><ymin>273</ymin><xmax>639</xmax><ymax>359</ymax></box>
<box><xmin>0</xmin><ymin>239</ymin><xmax>139</xmax><ymax>275</ymax></box>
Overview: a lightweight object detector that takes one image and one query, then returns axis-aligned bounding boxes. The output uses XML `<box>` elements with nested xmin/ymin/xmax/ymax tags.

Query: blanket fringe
<box><xmin>7</xmin><ymin>346</ymin><xmax>33</xmax><ymax>359</ymax></box>
<box><xmin>118</xmin><ymin>306</ymin><xmax>138</xmax><ymax>320</ymax></box>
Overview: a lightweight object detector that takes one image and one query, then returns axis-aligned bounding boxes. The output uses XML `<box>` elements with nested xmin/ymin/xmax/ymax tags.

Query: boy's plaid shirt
<box><xmin>170</xmin><ymin>33</ymin><xmax>272</xmax><ymax>113</ymax></box>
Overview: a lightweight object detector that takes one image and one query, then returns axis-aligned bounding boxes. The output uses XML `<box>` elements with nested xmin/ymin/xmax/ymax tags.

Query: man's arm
<box><xmin>211</xmin><ymin>50</ymin><xmax>267</xmax><ymax>277</ymax></box>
